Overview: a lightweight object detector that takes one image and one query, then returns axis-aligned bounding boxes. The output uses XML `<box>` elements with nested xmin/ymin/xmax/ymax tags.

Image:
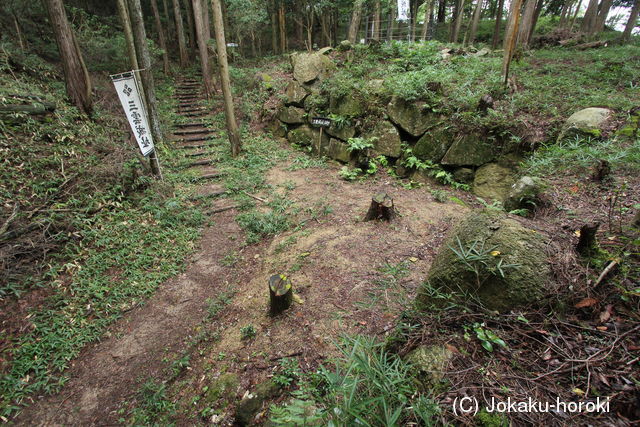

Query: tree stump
<box><xmin>576</xmin><ymin>222</ymin><xmax>601</xmax><ymax>257</ymax></box>
<box><xmin>591</xmin><ymin>159</ymin><xmax>610</xmax><ymax>181</ymax></box>
<box><xmin>364</xmin><ymin>193</ymin><xmax>396</xmax><ymax>222</ymax></box>
<box><xmin>269</xmin><ymin>274</ymin><xmax>293</xmax><ymax>316</ymax></box>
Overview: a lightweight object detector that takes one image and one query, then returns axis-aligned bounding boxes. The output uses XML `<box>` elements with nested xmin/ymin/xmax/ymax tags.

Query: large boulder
<box><xmin>364</xmin><ymin>120</ymin><xmax>402</xmax><ymax>158</ymax></box>
<box><xmin>557</xmin><ymin>107</ymin><xmax>612</xmax><ymax>142</ymax></box>
<box><xmin>503</xmin><ymin>176</ymin><xmax>542</xmax><ymax>212</ymax></box>
<box><xmin>413</xmin><ymin>126</ymin><xmax>454</xmax><ymax>163</ymax></box>
<box><xmin>386</xmin><ymin>96</ymin><xmax>437</xmax><ymax>137</ymax></box>
<box><xmin>472</xmin><ymin>163</ymin><xmax>516</xmax><ymax>204</ymax></box>
<box><xmin>416</xmin><ymin>209</ymin><xmax>552</xmax><ymax>312</ymax></box>
<box><xmin>330</xmin><ymin>95</ymin><xmax>365</xmax><ymax>117</ymax></box>
<box><xmin>290</xmin><ymin>52</ymin><xmax>336</xmax><ymax>84</ymax></box>
<box><xmin>287</xmin><ymin>124</ymin><xmax>327</xmax><ymax>149</ymax></box>
<box><xmin>277</xmin><ymin>106</ymin><xmax>306</xmax><ymax>124</ymax></box>
<box><xmin>284</xmin><ymin>81</ymin><xmax>309</xmax><ymax>107</ymax></box>
<box><xmin>326</xmin><ymin>122</ymin><xmax>356</xmax><ymax>141</ymax></box>
<box><xmin>440</xmin><ymin>134</ymin><xmax>497</xmax><ymax>166</ymax></box>
<box><xmin>327</xmin><ymin>138</ymin><xmax>351</xmax><ymax>163</ymax></box>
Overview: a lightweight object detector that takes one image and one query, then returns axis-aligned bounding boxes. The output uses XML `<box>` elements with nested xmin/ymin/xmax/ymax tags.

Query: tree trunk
<box><xmin>117</xmin><ymin>0</ymin><xmax>139</xmax><ymax>69</ymax></box>
<box><xmin>183</xmin><ymin>0</ymin><xmax>197</xmax><ymax>57</ymax></box>
<box><xmin>468</xmin><ymin>0</ymin><xmax>485</xmax><ymax>44</ymax></box>
<box><xmin>622</xmin><ymin>0</ymin><xmax>640</xmax><ymax>42</ymax></box>
<box><xmin>450</xmin><ymin>0</ymin><xmax>466</xmax><ymax>42</ymax></box>
<box><xmin>12</xmin><ymin>13</ymin><xmax>27</xmax><ymax>50</ymax></box>
<box><xmin>269</xmin><ymin>274</ymin><xmax>293</xmax><ymax>316</ymax></box>
<box><xmin>271</xmin><ymin>0</ymin><xmax>279</xmax><ymax>53</ymax></box>
<box><xmin>279</xmin><ymin>3</ymin><xmax>286</xmax><ymax>52</ymax></box>
<box><xmin>576</xmin><ymin>222</ymin><xmax>600</xmax><ymax>257</ymax></box>
<box><xmin>421</xmin><ymin>0</ymin><xmax>433</xmax><ymax>40</ymax></box>
<box><xmin>192</xmin><ymin>0</ymin><xmax>213</xmax><ymax>97</ymax></box>
<box><xmin>438</xmin><ymin>0</ymin><xmax>447</xmax><ymax>23</ymax></box>
<box><xmin>388</xmin><ymin>1</ymin><xmax>397</xmax><ymax>41</ymax></box>
<box><xmin>528</xmin><ymin>0</ymin><xmax>544</xmax><ymax>41</ymax></box>
<box><xmin>44</xmin><ymin>0</ymin><xmax>92</xmax><ymax>116</ymax></box>
<box><xmin>162</xmin><ymin>0</ymin><xmax>174</xmax><ymax>45</ymax></box>
<box><xmin>128</xmin><ymin>0</ymin><xmax>163</xmax><ymax>178</ymax></box>
<box><xmin>502</xmin><ymin>0</ymin><xmax>524</xmax><ymax>84</ymax></box>
<box><xmin>410</xmin><ymin>0</ymin><xmax>418</xmax><ymax>41</ymax></box>
<box><xmin>210</xmin><ymin>0</ymin><xmax>242</xmax><ymax>157</ymax></box>
<box><xmin>517</xmin><ymin>0</ymin><xmax>538</xmax><ymax>49</ymax></box>
<box><xmin>364</xmin><ymin>193</ymin><xmax>397</xmax><ymax>221</ymax></box>
<box><xmin>348</xmin><ymin>0</ymin><xmax>364</xmax><ymax>43</ymax></box>
<box><xmin>580</xmin><ymin>0</ymin><xmax>599</xmax><ymax>34</ymax></box>
<box><xmin>594</xmin><ymin>0</ymin><xmax>614</xmax><ymax>32</ymax></box>
<box><xmin>172</xmin><ymin>0</ymin><xmax>189</xmax><ymax>67</ymax></box>
<box><xmin>150</xmin><ymin>0</ymin><xmax>170</xmax><ymax>74</ymax></box>
<box><xmin>569</xmin><ymin>0</ymin><xmax>582</xmax><ymax>29</ymax></box>
<box><xmin>492</xmin><ymin>0</ymin><xmax>505</xmax><ymax>48</ymax></box>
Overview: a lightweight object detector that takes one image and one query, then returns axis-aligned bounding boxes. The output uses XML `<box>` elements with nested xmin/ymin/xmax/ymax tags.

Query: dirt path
<box><xmin>15</xmin><ymin>79</ymin><xmax>244</xmax><ymax>426</ymax></box>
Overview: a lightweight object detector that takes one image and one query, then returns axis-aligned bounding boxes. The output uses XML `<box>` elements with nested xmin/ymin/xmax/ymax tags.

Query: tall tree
<box><xmin>594</xmin><ymin>0</ymin><xmax>614</xmax><ymax>32</ymax></box>
<box><xmin>450</xmin><ymin>0</ymin><xmax>466</xmax><ymax>42</ymax></box>
<box><xmin>162</xmin><ymin>0</ymin><xmax>175</xmax><ymax>43</ymax></box>
<box><xmin>388</xmin><ymin>0</ymin><xmax>397</xmax><ymax>41</ymax></box>
<box><xmin>492</xmin><ymin>0</ymin><xmax>505</xmax><ymax>48</ymax></box>
<box><xmin>183</xmin><ymin>0</ymin><xmax>197</xmax><ymax>57</ymax></box>
<box><xmin>373</xmin><ymin>0</ymin><xmax>382</xmax><ymax>40</ymax></box>
<box><xmin>517</xmin><ymin>0</ymin><xmax>538</xmax><ymax>49</ymax></box>
<box><xmin>150</xmin><ymin>0</ymin><xmax>170</xmax><ymax>73</ymax></box>
<box><xmin>192</xmin><ymin>0</ymin><xmax>214</xmax><ymax>97</ymax></box>
<box><xmin>421</xmin><ymin>0</ymin><xmax>434</xmax><ymax>40</ymax></box>
<box><xmin>172</xmin><ymin>0</ymin><xmax>189</xmax><ymax>66</ymax></box>
<box><xmin>580</xmin><ymin>0</ymin><xmax>599</xmax><ymax>33</ymax></box>
<box><xmin>44</xmin><ymin>0</ymin><xmax>92</xmax><ymax>115</ymax></box>
<box><xmin>622</xmin><ymin>0</ymin><xmax>640</xmax><ymax>42</ymax></box>
<box><xmin>128</xmin><ymin>0</ymin><xmax>163</xmax><ymax>178</ymax></box>
<box><xmin>438</xmin><ymin>0</ymin><xmax>447</xmax><ymax>22</ymax></box>
<box><xmin>502</xmin><ymin>0</ymin><xmax>524</xmax><ymax>84</ymax></box>
<box><xmin>348</xmin><ymin>0</ymin><xmax>364</xmax><ymax>43</ymax></box>
<box><xmin>468</xmin><ymin>0</ymin><xmax>485</xmax><ymax>44</ymax></box>
<box><xmin>210</xmin><ymin>0</ymin><xmax>242</xmax><ymax>157</ymax></box>
<box><xmin>117</xmin><ymin>0</ymin><xmax>139</xmax><ymax>70</ymax></box>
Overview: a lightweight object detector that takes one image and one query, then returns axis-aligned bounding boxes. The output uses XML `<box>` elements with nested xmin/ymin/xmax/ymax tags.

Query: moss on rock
<box><xmin>416</xmin><ymin>209</ymin><xmax>552</xmax><ymax>312</ymax></box>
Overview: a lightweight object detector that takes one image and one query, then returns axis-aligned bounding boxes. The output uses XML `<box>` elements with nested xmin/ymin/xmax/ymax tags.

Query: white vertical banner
<box><xmin>397</xmin><ymin>0</ymin><xmax>410</xmax><ymax>21</ymax></box>
<box><xmin>111</xmin><ymin>71</ymin><xmax>155</xmax><ymax>157</ymax></box>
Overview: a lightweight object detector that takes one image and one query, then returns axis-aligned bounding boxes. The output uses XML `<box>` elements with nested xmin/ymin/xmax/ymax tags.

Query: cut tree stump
<box><xmin>576</xmin><ymin>222</ymin><xmax>601</xmax><ymax>257</ymax></box>
<box><xmin>591</xmin><ymin>159</ymin><xmax>611</xmax><ymax>181</ymax></box>
<box><xmin>269</xmin><ymin>274</ymin><xmax>293</xmax><ymax>316</ymax></box>
<box><xmin>364</xmin><ymin>193</ymin><xmax>397</xmax><ymax>221</ymax></box>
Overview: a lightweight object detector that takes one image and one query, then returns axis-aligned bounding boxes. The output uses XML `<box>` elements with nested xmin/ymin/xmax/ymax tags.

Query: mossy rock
<box><xmin>503</xmin><ymin>176</ymin><xmax>542</xmax><ymax>212</ymax></box>
<box><xmin>328</xmin><ymin>138</ymin><xmax>352</xmax><ymax>163</ymax></box>
<box><xmin>413</xmin><ymin>126</ymin><xmax>455</xmax><ymax>163</ymax></box>
<box><xmin>337</xmin><ymin>40</ymin><xmax>352</xmax><ymax>51</ymax></box>
<box><xmin>290</xmin><ymin>52</ymin><xmax>336</xmax><ymax>84</ymax></box>
<box><xmin>416</xmin><ymin>209</ymin><xmax>552</xmax><ymax>312</ymax></box>
<box><xmin>440</xmin><ymin>134</ymin><xmax>498</xmax><ymax>167</ymax></box>
<box><xmin>616</xmin><ymin>107</ymin><xmax>639</xmax><ymax>140</ymax></box>
<box><xmin>326</xmin><ymin>122</ymin><xmax>356</xmax><ymax>141</ymax></box>
<box><xmin>284</xmin><ymin>81</ymin><xmax>309</xmax><ymax>107</ymax></box>
<box><xmin>287</xmin><ymin>125</ymin><xmax>316</xmax><ymax>147</ymax></box>
<box><xmin>472</xmin><ymin>163</ymin><xmax>516</xmax><ymax>205</ymax></box>
<box><xmin>205</xmin><ymin>373</ymin><xmax>239</xmax><ymax>406</ymax></box>
<box><xmin>330</xmin><ymin>95</ymin><xmax>365</xmax><ymax>117</ymax></box>
<box><xmin>386</xmin><ymin>96</ymin><xmax>438</xmax><ymax>137</ymax></box>
<box><xmin>234</xmin><ymin>379</ymin><xmax>281</xmax><ymax>426</ymax></box>
<box><xmin>277</xmin><ymin>106</ymin><xmax>306</xmax><ymax>124</ymax></box>
<box><xmin>405</xmin><ymin>345</ymin><xmax>453</xmax><ymax>391</ymax></box>
<box><xmin>453</xmin><ymin>167</ymin><xmax>475</xmax><ymax>184</ymax></box>
<box><xmin>557</xmin><ymin>107</ymin><xmax>612</xmax><ymax>142</ymax></box>
<box><xmin>364</xmin><ymin>120</ymin><xmax>402</xmax><ymax>158</ymax></box>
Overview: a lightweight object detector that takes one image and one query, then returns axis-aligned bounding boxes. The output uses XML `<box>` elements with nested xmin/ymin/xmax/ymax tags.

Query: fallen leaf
<box><xmin>490</xmin><ymin>250</ymin><xmax>501</xmax><ymax>257</ymax></box>
<box><xmin>570</xmin><ymin>185</ymin><xmax>579</xmax><ymax>193</ymax></box>
<box><xmin>359</xmin><ymin>321</ymin><xmax>367</xmax><ymax>326</ymax></box>
<box><xmin>599</xmin><ymin>304</ymin><xmax>613</xmax><ymax>323</ymax></box>
<box><xmin>445</xmin><ymin>343</ymin><xmax>459</xmax><ymax>353</ymax></box>
<box><xmin>596</xmin><ymin>326</ymin><xmax>608</xmax><ymax>331</ymax></box>
<box><xmin>572</xmin><ymin>388</ymin><xmax>585</xmax><ymax>396</ymax></box>
<box><xmin>292</xmin><ymin>294</ymin><xmax>305</xmax><ymax>304</ymax></box>
<box><xmin>574</xmin><ymin>230</ymin><xmax>581</xmax><ymax>237</ymax></box>
<box><xmin>575</xmin><ymin>297</ymin><xmax>598</xmax><ymax>308</ymax></box>
<box><xmin>408</xmin><ymin>257</ymin><xmax>418</xmax><ymax>263</ymax></box>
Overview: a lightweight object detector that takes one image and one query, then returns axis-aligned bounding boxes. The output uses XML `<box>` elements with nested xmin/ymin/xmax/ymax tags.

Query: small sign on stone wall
<box><xmin>311</xmin><ymin>117</ymin><xmax>332</xmax><ymax>128</ymax></box>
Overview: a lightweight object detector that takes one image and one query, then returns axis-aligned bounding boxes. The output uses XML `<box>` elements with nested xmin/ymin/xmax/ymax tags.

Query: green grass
<box><xmin>269</xmin><ymin>335</ymin><xmax>441</xmax><ymax>426</ymax></box>
<box><xmin>522</xmin><ymin>136</ymin><xmax>640</xmax><ymax>176</ymax></box>
<box><xmin>124</xmin><ymin>380</ymin><xmax>176</xmax><ymax>426</ymax></box>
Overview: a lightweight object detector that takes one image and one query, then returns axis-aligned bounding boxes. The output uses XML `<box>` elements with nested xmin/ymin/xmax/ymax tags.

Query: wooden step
<box><xmin>174</xmin><ymin>129</ymin><xmax>212</xmax><ymax>135</ymax></box>
<box><xmin>179</xmin><ymin>143</ymin><xmax>210</xmax><ymax>149</ymax></box>
<box><xmin>175</xmin><ymin>122</ymin><xmax>205</xmax><ymax>128</ymax></box>
<box><xmin>184</xmin><ymin>112</ymin><xmax>206</xmax><ymax>117</ymax></box>
<box><xmin>179</xmin><ymin>108</ymin><xmax>206</xmax><ymax>114</ymax></box>
<box><xmin>185</xmin><ymin>151</ymin><xmax>208</xmax><ymax>157</ymax></box>
<box><xmin>177</xmin><ymin>136</ymin><xmax>210</xmax><ymax>143</ymax></box>
<box><xmin>188</xmin><ymin>159</ymin><xmax>214</xmax><ymax>167</ymax></box>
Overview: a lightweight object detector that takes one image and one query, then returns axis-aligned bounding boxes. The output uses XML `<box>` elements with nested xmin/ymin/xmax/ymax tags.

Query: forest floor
<box><xmin>2</xmin><ymin>47</ymin><xmax>639</xmax><ymax>426</ymax></box>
